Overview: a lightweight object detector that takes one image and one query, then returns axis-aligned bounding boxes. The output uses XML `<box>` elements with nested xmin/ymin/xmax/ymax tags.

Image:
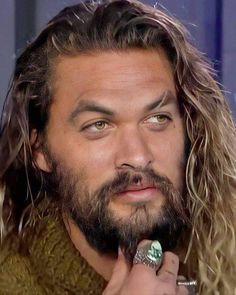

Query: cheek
<box><xmin>73</xmin><ymin>145</ymin><xmax>115</xmax><ymax>192</ymax></box>
<box><xmin>151</xmin><ymin>129</ymin><xmax>185</xmax><ymax>187</ymax></box>
<box><xmin>48</xmin><ymin>127</ymin><xmax>115</xmax><ymax>187</ymax></box>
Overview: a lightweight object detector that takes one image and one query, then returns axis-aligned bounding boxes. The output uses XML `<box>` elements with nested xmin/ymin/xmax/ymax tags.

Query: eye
<box><xmin>144</xmin><ymin>114</ymin><xmax>172</xmax><ymax>130</ymax></box>
<box><xmin>145</xmin><ymin>114</ymin><xmax>171</xmax><ymax>124</ymax></box>
<box><xmin>82</xmin><ymin>120</ymin><xmax>109</xmax><ymax>132</ymax></box>
<box><xmin>93</xmin><ymin>121</ymin><xmax>107</xmax><ymax>130</ymax></box>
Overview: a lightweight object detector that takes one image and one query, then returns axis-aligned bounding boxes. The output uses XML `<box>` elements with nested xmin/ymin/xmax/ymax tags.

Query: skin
<box><xmin>35</xmin><ymin>49</ymin><xmax>188</xmax><ymax>294</ymax></box>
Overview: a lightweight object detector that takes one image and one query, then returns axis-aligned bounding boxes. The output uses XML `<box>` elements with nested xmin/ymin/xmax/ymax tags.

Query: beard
<box><xmin>45</xmin><ymin>150</ymin><xmax>189</xmax><ymax>262</ymax></box>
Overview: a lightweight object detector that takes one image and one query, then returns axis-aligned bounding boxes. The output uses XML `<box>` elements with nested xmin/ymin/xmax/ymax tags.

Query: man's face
<box><xmin>38</xmin><ymin>49</ymin><xmax>187</xmax><ymax>259</ymax></box>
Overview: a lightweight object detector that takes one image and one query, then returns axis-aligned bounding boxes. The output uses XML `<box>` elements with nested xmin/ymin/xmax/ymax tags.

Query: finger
<box><xmin>157</xmin><ymin>251</ymin><xmax>179</xmax><ymax>284</ymax></box>
<box><xmin>176</xmin><ymin>276</ymin><xmax>189</xmax><ymax>295</ymax></box>
<box><xmin>176</xmin><ymin>276</ymin><xmax>196</xmax><ymax>295</ymax></box>
<box><xmin>176</xmin><ymin>285</ymin><xmax>189</xmax><ymax>295</ymax></box>
<box><xmin>127</xmin><ymin>240</ymin><xmax>159</xmax><ymax>287</ymax></box>
<box><xmin>102</xmin><ymin>248</ymin><xmax>131</xmax><ymax>295</ymax></box>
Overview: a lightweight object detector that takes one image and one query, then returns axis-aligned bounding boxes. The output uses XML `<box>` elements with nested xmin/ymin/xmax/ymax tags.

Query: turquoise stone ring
<box><xmin>133</xmin><ymin>240</ymin><xmax>163</xmax><ymax>271</ymax></box>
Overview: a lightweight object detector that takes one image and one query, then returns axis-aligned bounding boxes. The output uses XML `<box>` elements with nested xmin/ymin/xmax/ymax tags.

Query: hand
<box><xmin>102</xmin><ymin>240</ymin><xmax>189</xmax><ymax>295</ymax></box>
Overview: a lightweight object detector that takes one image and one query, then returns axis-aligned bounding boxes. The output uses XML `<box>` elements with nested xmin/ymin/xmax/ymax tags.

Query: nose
<box><xmin>114</xmin><ymin>127</ymin><xmax>154</xmax><ymax>170</ymax></box>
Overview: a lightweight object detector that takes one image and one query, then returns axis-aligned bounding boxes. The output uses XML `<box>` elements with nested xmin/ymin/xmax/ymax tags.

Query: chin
<box><xmin>108</xmin><ymin>200</ymin><xmax>163</xmax><ymax>228</ymax></box>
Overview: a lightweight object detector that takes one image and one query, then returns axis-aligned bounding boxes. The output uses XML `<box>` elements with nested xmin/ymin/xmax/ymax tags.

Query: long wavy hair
<box><xmin>0</xmin><ymin>0</ymin><xmax>235</xmax><ymax>293</ymax></box>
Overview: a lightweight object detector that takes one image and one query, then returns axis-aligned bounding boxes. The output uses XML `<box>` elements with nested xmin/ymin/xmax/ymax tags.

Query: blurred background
<box><xmin>0</xmin><ymin>0</ymin><xmax>235</xmax><ymax>117</ymax></box>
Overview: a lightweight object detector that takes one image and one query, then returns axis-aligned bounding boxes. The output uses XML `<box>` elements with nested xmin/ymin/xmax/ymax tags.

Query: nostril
<box><xmin>133</xmin><ymin>175</ymin><xmax>142</xmax><ymax>184</ymax></box>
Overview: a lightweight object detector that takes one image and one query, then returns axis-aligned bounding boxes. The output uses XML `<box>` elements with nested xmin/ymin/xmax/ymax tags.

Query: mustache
<box><xmin>93</xmin><ymin>167</ymin><xmax>188</xmax><ymax>221</ymax></box>
<box><xmin>97</xmin><ymin>168</ymin><xmax>173</xmax><ymax>196</ymax></box>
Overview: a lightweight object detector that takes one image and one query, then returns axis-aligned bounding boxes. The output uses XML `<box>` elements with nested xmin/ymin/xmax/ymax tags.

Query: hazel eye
<box><xmin>82</xmin><ymin>120</ymin><xmax>109</xmax><ymax>132</ymax></box>
<box><xmin>146</xmin><ymin>114</ymin><xmax>170</xmax><ymax>124</ymax></box>
<box><xmin>94</xmin><ymin>121</ymin><xmax>107</xmax><ymax>130</ymax></box>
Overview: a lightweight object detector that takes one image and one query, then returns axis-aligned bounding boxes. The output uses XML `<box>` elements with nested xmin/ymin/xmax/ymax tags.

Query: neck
<box><xmin>63</xmin><ymin>215</ymin><xmax>116</xmax><ymax>281</ymax></box>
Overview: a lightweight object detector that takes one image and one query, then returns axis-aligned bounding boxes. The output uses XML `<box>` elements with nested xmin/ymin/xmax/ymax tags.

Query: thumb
<box><xmin>103</xmin><ymin>248</ymin><xmax>131</xmax><ymax>295</ymax></box>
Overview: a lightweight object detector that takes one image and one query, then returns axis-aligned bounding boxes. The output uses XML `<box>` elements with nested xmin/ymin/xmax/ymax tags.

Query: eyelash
<box><xmin>144</xmin><ymin>114</ymin><xmax>172</xmax><ymax>124</ymax></box>
<box><xmin>81</xmin><ymin>113</ymin><xmax>172</xmax><ymax>133</ymax></box>
<box><xmin>81</xmin><ymin>120</ymin><xmax>109</xmax><ymax>132</ymax></box>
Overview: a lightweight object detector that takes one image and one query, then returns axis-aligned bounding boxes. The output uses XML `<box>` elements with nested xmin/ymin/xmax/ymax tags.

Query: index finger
<box><xmin>129</xmin><ymin>240</ymin><xmax>159</xmax><ymax>282</ymax></box>
<box><xmin>121</xmin><ymin>240</ymin><xmax>160</xmax><ymax>291</ymax></box>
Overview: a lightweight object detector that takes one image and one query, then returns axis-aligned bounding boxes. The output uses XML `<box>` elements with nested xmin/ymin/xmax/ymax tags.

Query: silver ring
<box><xmin>133</xmin><ymin>240</ymin><xmax>163</xmax><ymax>272</ymax></box>
<box><xmin>177</xmin><ymin>280</ymin><xmax>197</xmax><ymax>286</ymax></box>
<box><xmin>177</xmin><ymin>280</ymin><xmax>197</xmax><ymax>295</ymax></box>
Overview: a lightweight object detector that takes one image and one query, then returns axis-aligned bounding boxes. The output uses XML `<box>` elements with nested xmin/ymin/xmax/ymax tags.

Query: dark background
<box><xmin>0</xmin><ymin>0</ymin><xmax>235</xmax><ymax>117</ymax></box>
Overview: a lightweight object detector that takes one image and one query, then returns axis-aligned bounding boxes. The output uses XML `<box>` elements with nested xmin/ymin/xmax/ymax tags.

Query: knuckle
<box><xmin>158</xmin><ymin>271</ymin><xmax>176</xmax><ymax>282</ymax></box>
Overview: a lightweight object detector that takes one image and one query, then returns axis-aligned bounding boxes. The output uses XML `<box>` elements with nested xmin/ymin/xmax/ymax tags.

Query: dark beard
<box><xmin>45</xmin><ymin>155</ymin><xmax>189</xmax><ymax>262</ymax></box>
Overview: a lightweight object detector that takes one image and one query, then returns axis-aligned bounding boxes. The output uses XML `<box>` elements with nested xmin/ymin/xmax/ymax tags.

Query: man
<box><xmin>0</xmin><ymin>0</ymin><xmax>235</xmax><ymax>294</ymax></box>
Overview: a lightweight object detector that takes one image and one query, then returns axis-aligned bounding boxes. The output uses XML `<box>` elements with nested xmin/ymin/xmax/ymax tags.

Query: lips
<box><xmin>118</xmin><ymin>180</ymin><xmax>157</xmax><ymax>193</ymax></box>
<box><xmin>115</xmin><ymin>183</ymin><xmax>159</xmax><ymax>204</ymax></box>
<box><xmin>119</xmin><ymin>185</ymin><xmax>156</xmax><ymax>193</ymax></box>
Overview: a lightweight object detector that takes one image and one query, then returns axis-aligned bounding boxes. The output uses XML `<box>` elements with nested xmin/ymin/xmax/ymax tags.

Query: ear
<box><xmin>30</xmin><ymin>129</ymin><xmax>51</xmax><ymax>173</ymax></box>
<box><xmin>34</xmin><ymin>150</ymin><xmax>51</xmax><ymax>173</ymax></box>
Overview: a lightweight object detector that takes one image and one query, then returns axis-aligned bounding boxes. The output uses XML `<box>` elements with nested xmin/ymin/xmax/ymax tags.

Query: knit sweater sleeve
<box><xmin>0</xmin><ymin>243</ymin><xmax>45</xmax><ymax>295</ymax></box>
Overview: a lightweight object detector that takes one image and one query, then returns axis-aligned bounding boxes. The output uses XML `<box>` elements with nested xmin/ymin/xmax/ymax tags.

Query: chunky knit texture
<box><xmin>0</xmin><ymin>209</ymin><xmax>106</xmax><ymax>295</ymax></box>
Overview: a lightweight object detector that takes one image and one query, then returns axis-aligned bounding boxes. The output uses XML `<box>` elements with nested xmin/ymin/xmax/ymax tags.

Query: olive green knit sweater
<box><xmin>0</xmin><ymin>213</ymin><xmax>106</xmax><ymax>295</ymax></box>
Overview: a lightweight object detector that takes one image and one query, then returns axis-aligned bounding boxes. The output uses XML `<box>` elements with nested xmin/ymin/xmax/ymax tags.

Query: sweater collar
<box><xmin>27</xmin><ymin>210</ymin><xmax>106</xmax><ymax>294</ymax></box>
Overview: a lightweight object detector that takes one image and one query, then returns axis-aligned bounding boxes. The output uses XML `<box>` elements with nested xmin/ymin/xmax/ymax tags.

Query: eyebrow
<box><xmin>145</xmin><ymin>91</ymin><xmax>176</xmax><ymax>112</ymax></box>
<box><xmin>68</xmin><ymin>90</ymin><xmax>176</xmax><ymax>122</ymax></box>
<box><xmin>69</xmin><ymin>100</ymin><xmax>114</xmax><ymax>122</ymax></box>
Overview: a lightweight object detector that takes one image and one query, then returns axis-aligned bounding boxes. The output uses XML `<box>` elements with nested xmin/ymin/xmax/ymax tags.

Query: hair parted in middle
<box><xmin>0</xmin><ymin>0</ymin><xmax>235</xmax><ymax>294</ymax></box>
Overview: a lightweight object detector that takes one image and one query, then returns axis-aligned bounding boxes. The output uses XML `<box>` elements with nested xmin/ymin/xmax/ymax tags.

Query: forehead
<box><xmin>51</xmin><ymin>49</ymin><xmax>176</xmax><ymax>113</ymax></box>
